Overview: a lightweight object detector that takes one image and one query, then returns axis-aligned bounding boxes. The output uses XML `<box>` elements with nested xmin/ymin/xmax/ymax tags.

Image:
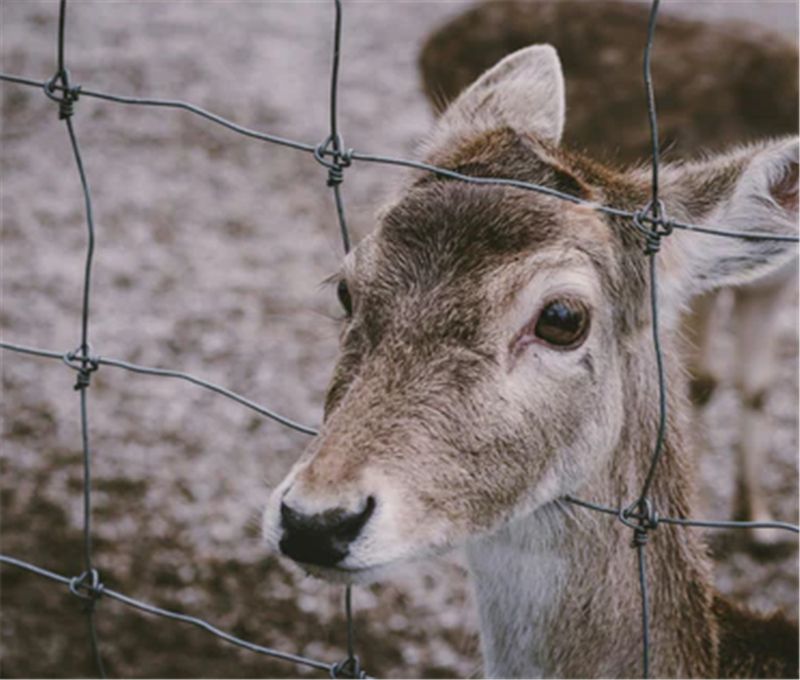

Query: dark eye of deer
<box><xmin>337</xmin><ymin>279</ymin><xmax>353</xmax><ymax>316</ymax></box>
<box><xmin>534</xmin><ymin>300</ymin><xmax>590</xmax><ymax>348</ymax></box>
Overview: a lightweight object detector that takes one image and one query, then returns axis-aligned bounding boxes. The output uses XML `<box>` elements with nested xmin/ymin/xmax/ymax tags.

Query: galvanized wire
<box><xmin>0</xmin><ymin>0</ymin><xmax>798</xmax><ymax>678</ymax></box>
<box><xmin>324</xmin><ymin>0</ymin><xmax>352</xmax><ymax>254</ymax></box>
<box><xmin>5</xmin><ymin>67</ymin><xmax>796</xmax><ymax>245</ymax></box>
<box><xmin>632</xmin><ymin>3</ymin><xmax>666</xmax><ymax>673</ymax></box>
<box><xmin>0</xmin><ymin>555</ymin><xmax>336</xmax><ymax>674</ymax></box>
<box><xmin>0</xmin><ymin>341</ymin><xmax>319</xmax><ymax>436</ymax></box>
<box><xmin>0</xmin><ymin>0</ymin><xmax>353</xmax><ymax>677</ymax></box>
<box><xmin>563</xmin><ymin>496</ymin><xmax>800</xmax><ymax>534</ymax></box>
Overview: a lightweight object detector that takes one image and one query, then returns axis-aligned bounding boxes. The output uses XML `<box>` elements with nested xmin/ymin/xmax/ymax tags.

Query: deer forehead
<box><xmin>351</xmin><ymin>182</ymin><xmax>612</xmax><ymax>303</ymax></box>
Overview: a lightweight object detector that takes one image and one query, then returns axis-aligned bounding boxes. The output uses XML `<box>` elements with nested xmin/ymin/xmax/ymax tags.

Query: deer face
<box><xmin>263</xmin><ymin>46</ymin><xmax>798</xmax><ymax>582</ymax></box>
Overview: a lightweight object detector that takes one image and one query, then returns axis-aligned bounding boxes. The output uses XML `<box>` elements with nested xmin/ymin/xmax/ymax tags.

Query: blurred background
<box><xmin>1</xmin><ymin>1</ymin><xmax>797</xmax><ymax>677</ymax></box>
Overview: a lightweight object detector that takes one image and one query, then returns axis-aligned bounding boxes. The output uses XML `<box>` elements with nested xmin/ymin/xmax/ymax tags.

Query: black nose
<box><xmin>279</xmin><ymin>496</ymin><xmax>376</xmax><ymax>567</ymax></box>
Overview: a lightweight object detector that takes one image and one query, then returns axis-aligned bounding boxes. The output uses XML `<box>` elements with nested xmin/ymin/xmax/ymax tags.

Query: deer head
<box><xmin>262</xmin><ymin>45</ymin><xmax>798</xmax><ymax>583</ymax></box>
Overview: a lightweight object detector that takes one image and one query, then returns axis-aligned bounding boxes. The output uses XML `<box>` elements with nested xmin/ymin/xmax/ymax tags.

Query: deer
<box><xmin>262</xmin><ymin>44</ymin><xmax>799</xmax><ymax>678</ymax></box>
<box><xmin>418</xmin><ymin>0</ymin><xmax>800</xmax><ymax>544</ymax></box>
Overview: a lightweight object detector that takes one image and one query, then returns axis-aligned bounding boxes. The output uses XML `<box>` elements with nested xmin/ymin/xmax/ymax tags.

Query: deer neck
<box><xmin>465</xmin><ymin>347</ymin><xmax>719</xmax><ymax>678</ymax></box>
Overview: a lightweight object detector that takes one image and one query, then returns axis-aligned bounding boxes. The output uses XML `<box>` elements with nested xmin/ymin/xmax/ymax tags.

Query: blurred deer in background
<box><xmin>263</xmin><ymin>36</ymin><xmax>799</xmax><ymax>680</ymax></box>
<box><xmin>420</xmin><ymin>0</ymin><xmax>799</xmax><ymax>543</ymax></box>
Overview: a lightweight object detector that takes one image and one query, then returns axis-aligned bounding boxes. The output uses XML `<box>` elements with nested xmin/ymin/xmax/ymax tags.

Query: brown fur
<box><xmin>714</xmin><ymin>596</ymin><xmax>799</xmax><ymax>678</ymax></box>
<box><xmin>413</xmin><ymin>7</ymin><xmax>799</xmax><ymax>675</ymax></box>
<box><xmin>283</xmin><ymin>127</ymin><xmax>797</xmax><ymax>677</ymax></box>
<box><xmin>265</xmin><ymin>24</ymin><xmax>798</xmax><ymax>678</ymax></box>
<box><xmin>419</xmin><ymin>0</ymin><xmax>798</xmax><ymax>164</ymax></box>
<box><xmin>420</xmin><ymin>7</ymin><xmax>799</xmax><ymax>537</ymax></box>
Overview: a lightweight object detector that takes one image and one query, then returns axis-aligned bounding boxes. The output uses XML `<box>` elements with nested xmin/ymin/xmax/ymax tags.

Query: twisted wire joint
<box><xmin>43</xmin><ymin>69</ymin><xmax>81</xmax><ymax>120</ymax></box>
<box><xmin>619</xmin><ymin>497</ymin><xmax>660</xmax><ymax>548</ymax></box>
<box><xmin>315</xmin><ymin>134</ymin><xmax>354</xmax><ymax>187</ymax></box>
<box><xmin>632</xmin><ymin>200</ymin><xmax>672</xmax><ymax>255</ymax></box>
<box><xmin>330</xmin><ymin>655</ymin><xmax>366</xmax><ymax>679</ymax></box>
<box><xmin>69</xmin><ymin>568</ymin><xmax>105</xmax><ymax>603</ymax></box>
<box><xmin>63</xmin><ymin>346</ymin><xmax>100</xmax><ymax>390</ymax></box>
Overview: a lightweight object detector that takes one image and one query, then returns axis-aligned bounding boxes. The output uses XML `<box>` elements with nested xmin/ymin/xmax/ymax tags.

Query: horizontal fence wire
<box><xmin>0</xmin><ymin>0</ymin><xmax>797</xmax><ymax>678</ymax></box>
<box><xmin>0</xmin><ymin>341</ymin><xmax>319</xmax><ymax>436</ymax></box>
<box><xmin>0</xmin><ymin>555</ymin><xmax>334</xmax><ymax>674</ymax></box>
<box><xmin>4</xmin><ymin>72</ymin><xmax>798</xmax><ymax>245</ymax></box>
<box><xmin>562</xmin><ymin>496</ymin><xmax>800</xmax><ymax>534</ymax></box>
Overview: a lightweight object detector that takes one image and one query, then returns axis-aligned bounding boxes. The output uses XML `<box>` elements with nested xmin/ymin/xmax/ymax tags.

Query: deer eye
<box><xmin>534</xmin><ymin>299</ymin><xmax>590</xmax><ymax>348</ymax></box>
<box><xmin>337</xmin><ymin>279</ymin><xmax>353</xmax><ymax>316</ymax></box>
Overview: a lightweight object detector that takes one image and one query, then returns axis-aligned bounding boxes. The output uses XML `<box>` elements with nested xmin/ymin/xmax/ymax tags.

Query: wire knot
<box><xmin>315</xmin><ymin>134</ymin><xmax>353</xmax><ymax>187</ymax></box>
<box><xmin>69</xmin><ymin>568</ymin><xmax>105</xmax><ymax>603</ymax></box>
<box><xmin>631</xmin><ymin>526</ymin><xmax>650</xmax><ymax>548</ymax></box>
<box><xmin>330</xmin><ymin>655</ymin><xmax>366</xmax><ymax>679</ymax></box>
<box><xmin>631</xmin><ymin>200</ymin><xmax>672</xmax><ymax>255</ymax></box>
<box><xmin>619</xmin><ymin>497</ymin><xmax>659</xmax><ymax>548</ymax></box>
<box><xmin>63</xmin><ymin>346</ymin><xmax>100</xmax><ymax>390</ymax></box>
<box><xmin>327</xmin><ymin>166</ymin><xmax>345</xmax><ymax>187</ymax></box>
<box><xmin>44</xmin><ymin>69</ymin><xmax>81</xmax><ymax>120</ymax></box>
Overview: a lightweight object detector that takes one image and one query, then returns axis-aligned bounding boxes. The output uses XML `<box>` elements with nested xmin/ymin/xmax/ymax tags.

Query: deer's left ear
<box><xmin>661</xmin><ymin>136</ymin><xmax>798</xmax><ymax>302</ymax></box>
<box><xmin>433</xmin><ymin>44</ymin><xmax>566</xmax><ymax>145</ymax></box>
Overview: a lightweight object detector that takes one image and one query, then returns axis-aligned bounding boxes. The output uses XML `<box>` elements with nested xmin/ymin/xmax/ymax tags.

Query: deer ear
<box><xmin>662</xmin><ymin>137</ymin><xmax>798</xmax><ymax>300</ymax></box>
<box><xmin>435</xmin><ymin>45</ymin><xmax>566</xmax><ymax>144</ymax></box>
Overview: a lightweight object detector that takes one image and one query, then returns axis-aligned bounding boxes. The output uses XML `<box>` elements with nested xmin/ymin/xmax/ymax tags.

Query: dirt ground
<box><xmin>0</xmin><ymin>1</ymin><xmax>797</xmax><ymax>678</ymax></box>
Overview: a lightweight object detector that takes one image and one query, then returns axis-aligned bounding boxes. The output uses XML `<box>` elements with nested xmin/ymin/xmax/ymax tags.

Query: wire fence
<box><xmin>0</xmin><ymin>0</ymin><xmax>798</xmax><ymax>678</ymax></box>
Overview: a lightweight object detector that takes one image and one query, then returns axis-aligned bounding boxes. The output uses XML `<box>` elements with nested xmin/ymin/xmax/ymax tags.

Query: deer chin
<box><xmin>296</xmin><ymin>557</ymin><xmax>413</xmax><ymax>586</ymax></box>
<box><xmin>279</xmin><ymin>536</ymin><xmax>453</xmax><ymax>585</ymax></box>
<box><xmin>295</xmin><ymin>562</ymin><xmax>390</xmax><ymax>586</ymax></box>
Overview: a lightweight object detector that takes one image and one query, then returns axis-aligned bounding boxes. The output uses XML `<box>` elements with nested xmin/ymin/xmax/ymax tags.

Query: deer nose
<box><xmin>278</xmin><ymin>496</ymin><xmax>376</xmax><ymax>567</ymax></box>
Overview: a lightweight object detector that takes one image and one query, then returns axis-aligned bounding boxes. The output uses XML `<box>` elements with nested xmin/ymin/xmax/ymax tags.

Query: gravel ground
<box><xmin>1</xmin><ymin>1</ymin><xmax>797</xmax><ymax>678</ymax></box>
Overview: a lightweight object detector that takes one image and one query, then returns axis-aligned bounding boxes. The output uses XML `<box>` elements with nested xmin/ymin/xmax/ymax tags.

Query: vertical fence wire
<box><xmin>633</xmin><ymin>2</ymin><xmax>663</xmax><ymax>673</ymax></box>
<box><xmin>49</xmin><ymin>0</ymin><xmax>105</xmax><ymax>674</ymax></box>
